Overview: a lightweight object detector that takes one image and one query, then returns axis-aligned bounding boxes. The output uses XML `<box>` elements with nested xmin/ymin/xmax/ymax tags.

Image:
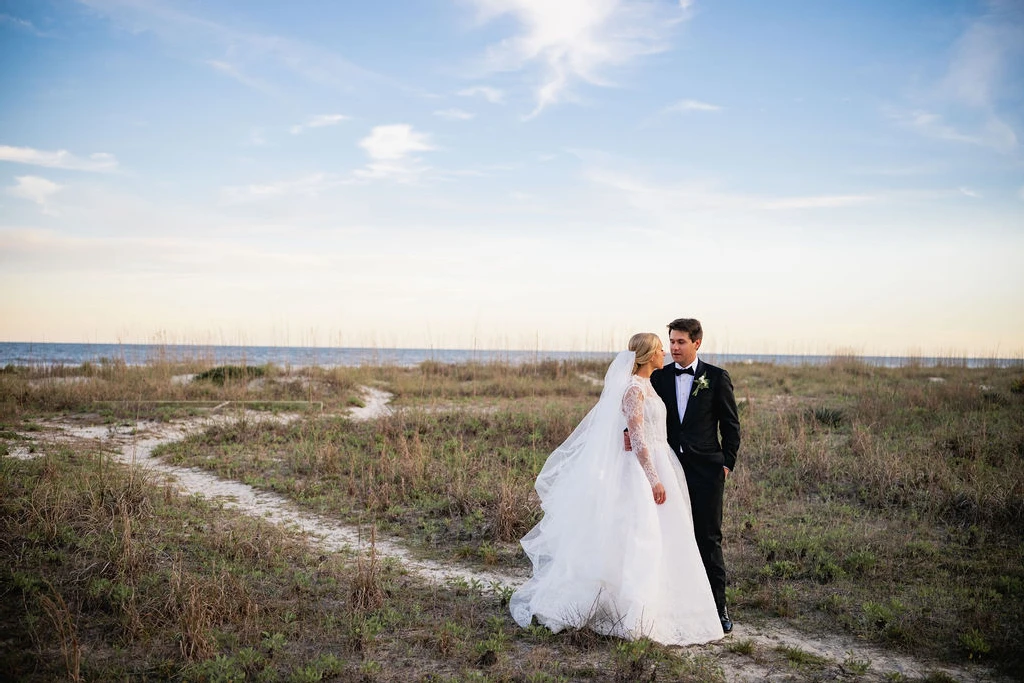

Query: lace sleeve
<box><xmin>622</xmin><ymin>383</ymin><xmax>660</xmax><ymax>487</ymax></box>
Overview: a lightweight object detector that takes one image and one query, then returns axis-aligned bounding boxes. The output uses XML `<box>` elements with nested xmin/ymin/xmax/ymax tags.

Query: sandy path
<box><xmin>9</xmin><ymin>391</ymin><xmax>1005</xmax><ymax>682</ymax></box>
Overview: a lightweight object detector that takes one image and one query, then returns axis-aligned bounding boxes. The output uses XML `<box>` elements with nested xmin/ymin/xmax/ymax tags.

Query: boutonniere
<box><xmin>691</xmin><ymin>373</ymin><xmax>710</xmax><ymax>397</ymax></box>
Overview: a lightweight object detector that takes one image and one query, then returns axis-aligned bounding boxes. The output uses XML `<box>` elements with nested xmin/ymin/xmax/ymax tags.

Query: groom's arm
<box><xmin>716</xmin><ymin>368</ymin><xmax>741</xmax><ymax>472</ymax></box>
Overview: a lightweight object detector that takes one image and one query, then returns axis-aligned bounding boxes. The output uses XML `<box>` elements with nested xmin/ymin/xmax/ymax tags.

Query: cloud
<box><xmin>663</xmin><ymin>99</ymin><xmax>721</xmax><ymax>113</ymax></box>
<box><xmin>77</xmin><ymin>0</ymin><xmax>401</xmax><ymax>95</ymax></box>
<box><xmin>851</xmin><ymin>164</ymin><xmax>945</xmax><ymax>177</ymax></box>
<box><xmin>356</xmin><ymin>125</ymin><xmax>436</xmax><ymax>181</ymax></box>
<box><xmin>587</xmin><ymin>167</ymin><xmax>880</xmax><ymax>215</ymax></box>
<box><xmin>887</xmin><ymin>108</ymin><xmax>1018</xmax><ymax>152</ymax></box>
<box><xmin>0</xmin><ymin>227</ymin><xmax>324</xmax><ymax>274</ymax></box>
<box><xmin>6</xmin><ymin>176</ymin><xmax>62</xmax><ymax>213</ymax></box>
<box><xmin>458</xmin><ymin>86</ymin><xmax>505</xmax><ymax>104</ymax></box>
<box><xmin>434</xmin><ymin>108</ymin><xmax>475</xmax><ymax>121</ymax></box>
<box><xmin>940</xmin><ymin>2</ymin><xmax>1023</xmax><ymax>109</ymax></box>
<box><xmin>207</xmin><ymin>60</ymin><xmax>277</xmax><ymax>95</ymax></box>
<box><xmin>289</xmin><ymin>114</ymin><xmax>350</xmax><ymax>134</ymax></box>
<box><xmin>248</xmin><ymin>127</ymin><xmax>267</xmax><ymax>146</ymax></box>
<box><xmin>762</xmin><ymin>195</ymin><xmax>878</xmax><ymax>210</ymax></box>
<box><xmin>224</xmin><ymin>124</ymin><xmax>438</xmax><ymax>199</ymax></box>
<box><xmin>0</xmin><ymin>13</ymin><xmax>47</xmax><ymax>35</ymax></box>
<box><xmin>358</xmin><ymin>124</ymin><xmax>434</xmax><ymax>161</ymax></box>
<box><xmin>892</xmin><ymin>3</ymin><xmax>1022</xmax><ymax>153</ymax></box>
<box><xmin>220</xmin><ymin>173</ymin><xmax>343</xmax><ymax>203</ymax></box>
<box><xmin>958</xmin><ymin>187</ymin><xmax>981</xmax><ymax>199</ymax></box>
<box><xmin>0</xmin><ymin>145</ymin><xmax>118</xmax><ymax>172</ymax></box>
<box><xmin>464</xmin><ymin>0</ymin><xmax>686</xmax><ymax>117</ymax></box>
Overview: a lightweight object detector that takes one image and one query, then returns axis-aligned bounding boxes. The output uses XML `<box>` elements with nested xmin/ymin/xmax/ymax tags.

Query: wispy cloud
<box><xmin>464</xmin><ymin>0</ymin><xmax>687</xmax><ymax>118</ymax></box>
<box><xmin>6</xmin><ymin>176</ymin><xmax>63</xmax><ymax>214</ymax></box>
<box><xmin>958</xmin><ymin>187</ymin><xmax>981</xmax><ymax>199</ymax></box>
<box><xmin>886</xmin><ymin>108</ymin><xmax>1017</xmax><ymax>152</ymax></box>
<box><xmin>356</xmin><ymin>124</ymin><xmax>436</xmax><ymax>181</ymax></box>
<box><xmin>0</xmin><ymin>227</ymin><xmax>324</xmax><ymax>273</ymax></box>
<box><xmin>891</xmin><ymin>2</ymin><xmax>1022</xmax><ymax>153</ymax></box>
<box><xmin>587</xmin><ymin>167</ymin><xmax>880</xmax><ymax>214</ymax></box>
<box><xmin>224</xmin><ymin>124</ymin><xmax>439</xmax><ymax>199</ymax></box>
<box><xmin>247</xmin><ymin>127</ymin><xmax>267</xmax><ymax>146</ymax></box>
<box><xmin>851</xmin><ymin>163</ymin><xmax>945</xmax><ymax>177</ymax></box>
<box><xmin>940</xmin><ymin>1</ymin><xmax>1023</xmax><ymax>109</ymax></box>
<box><xmin>663</xmin><ymin>99</ymin><xmax>721</xmax><ymax>113</ymax></box>
<box><xmin>207</xmin><ymin>60</ymin><xmax>277</xmax><ymax>95</ymax></box>
<box><xmin>762</xmin><ymin>195</ymin><xmax>878</xmax><ymax>210</ymax></box>
<box><xmin>220</xmin><ymin>173</ymin><xmax>343</xmax><ymax>203</ymax></box>
<box><xmin>77</xmin><ymin>0</ymin><xmax>399</xmax><ymax>94</ymax></box>
<box><xmin>0</xmin><ymin>145</ymin><xmax>118</xmax><ymax>172</ymax></box>
<box><xmin>434</xmin><ymin>108</ymin><xmax>475</xmax><ymax>121</ymax></box>
<box><xmin>289</xmin><ymin>114</ymin><xmax>350</xmax><ymax>134</ymax></box>
<box><xmin>0</xmin><ymin>13</ymin><xmax>50</xmax><ymax>36</ymax></box>
<box><xmin>458</xmin><ymin>86</ymin><xmax>505</xmax><ymax>104</ymax></box>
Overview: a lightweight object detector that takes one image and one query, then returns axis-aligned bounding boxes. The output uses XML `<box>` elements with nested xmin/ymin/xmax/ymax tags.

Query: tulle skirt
<box><xmin>510</xmin><ymin>441</ymin><xmax>723</xmax><ymax>646</ymax></box>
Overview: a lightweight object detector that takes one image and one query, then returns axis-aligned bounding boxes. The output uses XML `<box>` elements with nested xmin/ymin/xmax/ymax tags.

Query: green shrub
<box><xmin>195</xmin><ymin>365</ymin><xmax>266</xmax><ymax>385</ymax></box>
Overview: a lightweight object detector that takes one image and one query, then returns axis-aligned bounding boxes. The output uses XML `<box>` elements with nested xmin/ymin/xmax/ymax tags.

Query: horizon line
<box><xmin>1</xmin><ymin>340</ymin><xmax>1022</xmax><ymax>362</ymax></box>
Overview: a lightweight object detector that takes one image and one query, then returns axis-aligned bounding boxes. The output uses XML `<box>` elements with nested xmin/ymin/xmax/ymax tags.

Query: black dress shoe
<box><xmin>719</xmin><ymin>606</ymin><xmax>733</xmax><ymax>634</ymax></box>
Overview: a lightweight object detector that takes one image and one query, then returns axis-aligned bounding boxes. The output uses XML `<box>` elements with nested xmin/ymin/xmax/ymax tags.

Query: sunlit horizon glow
<box><xmin>1</xmin><ymin>1</ymin><xmax>1022</xmax><ymax>357</ymax></box>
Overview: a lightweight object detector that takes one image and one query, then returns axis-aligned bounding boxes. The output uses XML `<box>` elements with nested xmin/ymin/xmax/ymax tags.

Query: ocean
<box><xmin>0</xmin><ymin>342</ymin><xmax>1019</xmax><ymax>369</ymax></box>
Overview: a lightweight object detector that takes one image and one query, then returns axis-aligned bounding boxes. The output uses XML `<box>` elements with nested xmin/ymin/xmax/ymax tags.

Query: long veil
<box><xmin>530</xmin><ymin>350</ymin><xmax>635</xmax><ymax>500</ymax></box>
<box><xmin>510</xmin><ymin>351</ymin><xmax>641</xmax><ymax>630</ymax></box>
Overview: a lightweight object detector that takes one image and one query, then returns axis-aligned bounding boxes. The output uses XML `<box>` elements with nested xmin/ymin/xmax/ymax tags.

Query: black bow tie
<box><xmin>674</xmin><ymin>365</ymin><xmax>695</xmax><ymax>376</ymax></box>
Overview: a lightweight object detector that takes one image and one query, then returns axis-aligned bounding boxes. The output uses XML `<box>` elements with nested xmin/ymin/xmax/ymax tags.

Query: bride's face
<box><xmin>650</xmin><ymin>344</ymin><xmax>665</xmax><ymax>369</ymax></box>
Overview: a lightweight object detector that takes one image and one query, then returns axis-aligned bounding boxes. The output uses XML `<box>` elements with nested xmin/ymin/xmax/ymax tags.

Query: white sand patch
<box><xmin>730</xmin><ymin>621</ymin><xmax>981</xmax><ymax>682</ymax></box>
<box><xmin>170</xmin><ymin>374</ymin><xmax>196</xmax><ymax>385</ymax></box>
<box><xmin>5</xmin><ymin>445</ymin><xmax>40</xmax><ymax>460</ymax></box>
<box><xmin>27</xmin><ymin>376</ymin><xmax>103</xmax><ymax>389</ymax></box>
<box><xmin>405</xmin><ymin>402</ymin><xmax>500</xmax><ymax>416</ymax></box>
<box><xmin>348</xmin><ymin>386</ymin><xmax>393</xmax><ymax>420</ymax></box>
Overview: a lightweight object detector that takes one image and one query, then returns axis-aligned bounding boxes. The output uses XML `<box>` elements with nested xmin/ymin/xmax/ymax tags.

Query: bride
<box><xmin>509</xmin><ymin>333</ymin><xmax>724</xmax><ymax>645</ymax></box>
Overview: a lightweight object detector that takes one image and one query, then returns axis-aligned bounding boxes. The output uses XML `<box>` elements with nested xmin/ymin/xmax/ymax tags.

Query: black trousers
<box><xmin>681</xmin><ymin>457</ymin><xmax>727</xmax><ymax>613</ymax></box>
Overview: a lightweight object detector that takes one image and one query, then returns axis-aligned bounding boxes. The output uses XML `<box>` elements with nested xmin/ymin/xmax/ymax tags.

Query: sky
<box><xmin>1</xmin><ymin>0</ymin><xmax>1022</xmax><ymax>356</ymax></box>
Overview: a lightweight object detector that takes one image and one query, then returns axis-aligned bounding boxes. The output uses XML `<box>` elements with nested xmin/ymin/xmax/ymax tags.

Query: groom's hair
<box><xmin>667</xmin><ymin>318</ymin><xmax>703</xmax><ymax>342</ymax></box>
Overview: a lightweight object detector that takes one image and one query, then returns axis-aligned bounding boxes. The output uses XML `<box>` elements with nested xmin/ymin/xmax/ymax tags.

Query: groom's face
<box><xmin>669</xmin><ymin>330</ymin><xmax>701</xmax><ymax>367</ymax></box>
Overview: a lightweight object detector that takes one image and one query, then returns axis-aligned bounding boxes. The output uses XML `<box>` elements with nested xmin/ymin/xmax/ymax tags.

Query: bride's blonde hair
<box><xmin>628</xmin><ymin>333</ymin><xmax>662</xmax><ymax>375</ymax></box>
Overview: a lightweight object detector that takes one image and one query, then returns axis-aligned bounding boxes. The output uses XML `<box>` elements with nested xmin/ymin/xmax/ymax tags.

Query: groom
<box><xmin>650</xmin><ymin>318</ymin><xmax>740</xmax><ymax>634</ymax></box>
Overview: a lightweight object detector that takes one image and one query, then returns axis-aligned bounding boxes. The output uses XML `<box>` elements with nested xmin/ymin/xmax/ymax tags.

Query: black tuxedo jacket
<box><xmin>650</xmin><ymin>360</ymin><xmax>740</xmax><ymax>471</ymax></box>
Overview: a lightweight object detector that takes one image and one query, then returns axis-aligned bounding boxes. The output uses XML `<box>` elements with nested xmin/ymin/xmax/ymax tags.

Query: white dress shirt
<box><xmin>675</xmin><ymin>358</ymin><xmax>699</xmax><ymax>423</ymax></box>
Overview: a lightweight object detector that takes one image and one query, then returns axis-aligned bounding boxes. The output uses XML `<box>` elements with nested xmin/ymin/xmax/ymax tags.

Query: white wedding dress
<box><xmin>509</xmin><ymin>351</ymin><xmax>723</xmax><ymax>645</ymax></box>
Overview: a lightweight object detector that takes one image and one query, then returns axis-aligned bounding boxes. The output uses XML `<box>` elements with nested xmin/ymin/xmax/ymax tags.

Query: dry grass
<box><xmin>351</xmin><ymin>528</ymin><xmax>385</xmax><ymax>614</ymax></box>
<box><xmin>38</xmin><ymin>582</ymin><xmax>81</xmax><ymax>682</ymax></box>
<box><xmin>0</xmin><ymin>428</ymin><xmax>730</xmax><ymax>681</ymax></box>
<box><xmin>2</xmin><ymin>355</ymin><xmax>1022</xmax><ymax>679</ymax></box>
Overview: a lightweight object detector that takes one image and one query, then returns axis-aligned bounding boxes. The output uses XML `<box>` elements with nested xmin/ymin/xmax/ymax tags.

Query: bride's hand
<box><xmin>652</xmin><ymin>483</ymin><xmax>666</xmax><ymax>505</ymax></box>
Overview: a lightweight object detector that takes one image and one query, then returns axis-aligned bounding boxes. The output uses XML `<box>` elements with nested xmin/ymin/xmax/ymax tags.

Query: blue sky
<box><xmin>1</xmin><ymin>0</ymin><xmax>1022</xmax><ymax>355</ymax></box>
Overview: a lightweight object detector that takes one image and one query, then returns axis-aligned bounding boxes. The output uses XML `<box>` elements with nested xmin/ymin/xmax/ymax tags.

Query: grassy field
<box><xmin>1</xmin><ymin>357</ymin><xmax>1022</xmax><ymax>681</ymax></box>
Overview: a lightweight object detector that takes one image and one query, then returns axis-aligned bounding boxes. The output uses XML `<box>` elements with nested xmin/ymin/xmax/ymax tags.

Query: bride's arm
<box><xmin>622</xmin><ymin>384</ymin><xmax>662</xmax><ymax>491</ymax></box>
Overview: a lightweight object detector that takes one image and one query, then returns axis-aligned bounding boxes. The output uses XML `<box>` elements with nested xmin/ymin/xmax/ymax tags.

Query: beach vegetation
<box><xmin>1</xmin><ymin>355</ymin><xmax>1022</xmax><ymax>679</ymax></box>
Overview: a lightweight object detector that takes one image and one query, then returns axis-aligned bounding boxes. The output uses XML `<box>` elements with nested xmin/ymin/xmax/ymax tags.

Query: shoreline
<box><xmin>1</xmin><ymin>341</ymin><xmax>1021</xmax><ymax>369</ymax></box>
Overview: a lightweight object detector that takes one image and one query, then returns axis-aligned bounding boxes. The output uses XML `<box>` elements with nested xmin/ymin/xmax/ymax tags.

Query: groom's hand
<box><xmin>723</xmin><ymin>466</ymin><xmax>731</xmax><ymax>479</ymax></box>
<box><xmin>652</xmin><ymin>483</ymin><xmax>666</xmax><ymax>505</ymax></box>
<box><xmin>623</xmin><ymin>429</ymin><xmax>632</xmax><ymax>451</ymax></box>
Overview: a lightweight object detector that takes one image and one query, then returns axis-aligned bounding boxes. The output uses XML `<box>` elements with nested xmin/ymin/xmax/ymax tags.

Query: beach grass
<box><xmin>1</xmin><ymin>356</ymin><xmax>1022</xmax><ymax>680</ymax></box>
<box><xmin>0</xmin><ymin>433</ymin><xmax>726</xmax><ymax>681</ymax></box>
